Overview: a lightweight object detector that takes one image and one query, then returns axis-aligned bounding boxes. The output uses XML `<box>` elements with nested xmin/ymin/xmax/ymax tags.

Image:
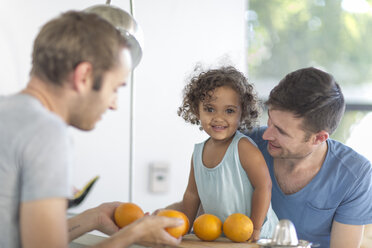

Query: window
<box><xmin>247</xmin><ymin>0</ymin><xmax>372</xmax><ymax>159</ymax></box>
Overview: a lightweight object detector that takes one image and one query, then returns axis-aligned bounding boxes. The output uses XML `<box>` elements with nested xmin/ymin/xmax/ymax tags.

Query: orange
<box><xmin>223</xmin><ymin>213</ymin><xmax>253</xmax><ymax>242</ymax></box>
<box><xmin>114</xmin><ymin>202</ymin><xmax>144</xmax><ymax>228</ymax></box>
<box><xmin>193</xmin><ymin>214</ymin><xmax>222</xmax><ymax>241</ymax></box>
<box><xmin>156</xmin><ymin>209</ymin><xmax>190</xmax><ymax>238</ymax></box>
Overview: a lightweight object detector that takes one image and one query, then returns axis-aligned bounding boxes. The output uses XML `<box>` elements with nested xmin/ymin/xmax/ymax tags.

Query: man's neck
<box><xmin>273</xmin><ymin>141</ymin><xmax>328</xmax><ymax>195</ymax></box>
<box><xmin>21</xmin><ymin>76</ymin><xmax>68</xmax><ymax>122</ymax></box>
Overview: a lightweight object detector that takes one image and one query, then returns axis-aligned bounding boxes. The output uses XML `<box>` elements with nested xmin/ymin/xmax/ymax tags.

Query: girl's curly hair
<box><xmin>178</xmin><ymin>66</ymin><xmax>260</xmax><ymax>131</ymax></box>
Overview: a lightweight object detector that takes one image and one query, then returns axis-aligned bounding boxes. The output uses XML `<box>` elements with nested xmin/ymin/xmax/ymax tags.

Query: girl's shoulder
<box><xmin>235</xmin><ymin>131</ymin><xmax>258</xmax><ymax>148</ymax></box>
<box><xmin>236</xmin><ymin>132</ymin><xmax>263</xmax><ymax>162</ymax></box>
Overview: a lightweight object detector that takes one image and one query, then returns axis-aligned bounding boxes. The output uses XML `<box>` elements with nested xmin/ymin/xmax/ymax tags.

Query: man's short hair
<box><xmin>266</xmin><ymin>67</ymin><xmax>345</xmax><ymax>134</ymax></box>
<box><xmin>30</xmin><ymin>11</ymin><xmax>127</xmax><ymax>90</ymax></box>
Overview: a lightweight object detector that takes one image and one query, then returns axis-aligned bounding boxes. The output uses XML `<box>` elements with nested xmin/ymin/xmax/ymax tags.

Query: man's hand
<box><xmin>68</xmin><ymin>201</ymin><xmax>122</xmax><ymax>241</ymax></box>
<box><xmin>91</xmin><ymin>201</ymin><xmax>122</xmax><ymax>235</ymax></box>
<box><xmin>114</xmin><ymin>214</ymin><xmax>184</xmax><ymax>247</ymax></box>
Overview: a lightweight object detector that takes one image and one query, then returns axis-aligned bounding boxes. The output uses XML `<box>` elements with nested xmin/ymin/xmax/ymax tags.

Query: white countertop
<box><xmin>69</xmin><ymin>233</ymin><xmax>145</xmax><ymax>248</ymax></box>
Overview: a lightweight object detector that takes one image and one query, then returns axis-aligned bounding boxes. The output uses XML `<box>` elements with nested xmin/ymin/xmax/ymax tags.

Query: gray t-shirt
<box><xmin>0</xmin><ymin>94</ymin><xmax>72</xmax><ymax>248</ymax></box>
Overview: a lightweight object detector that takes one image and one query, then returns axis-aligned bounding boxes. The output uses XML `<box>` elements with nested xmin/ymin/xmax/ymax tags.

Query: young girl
<box><xmin>175</xmin><ymin>66</ymin><xmax>278</xmax><ymax>240</ymax></box>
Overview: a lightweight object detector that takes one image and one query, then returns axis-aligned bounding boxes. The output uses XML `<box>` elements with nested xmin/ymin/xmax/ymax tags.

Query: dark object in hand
<box><xmin>68</xmin><ymin>176</ymin><xmax>99</xmax><ymax>208</ymax></box>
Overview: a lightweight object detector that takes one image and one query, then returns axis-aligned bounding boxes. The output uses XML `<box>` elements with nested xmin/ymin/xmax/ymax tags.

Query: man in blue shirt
<box><xmin>246</xmin><ymin>67</ymin><xmax>372</xmax><ymax>248</ymax></box>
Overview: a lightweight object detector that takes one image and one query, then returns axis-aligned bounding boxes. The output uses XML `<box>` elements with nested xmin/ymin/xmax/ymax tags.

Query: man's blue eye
<box><xmin>226</xmin><ymin>109</ymin><xmax>235</xmax><ymax>114</ymax></box>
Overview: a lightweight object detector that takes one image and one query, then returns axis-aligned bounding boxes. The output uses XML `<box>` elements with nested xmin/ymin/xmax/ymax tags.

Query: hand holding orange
<box><xmin>156</xmin><ymin>209</ymin><xmax>190</xmax><ymax>238</ymax></box>
<box><xmin>114</xmin><ymin>202</ymin><xmax>144</xmax><ymax>228</ymax></box>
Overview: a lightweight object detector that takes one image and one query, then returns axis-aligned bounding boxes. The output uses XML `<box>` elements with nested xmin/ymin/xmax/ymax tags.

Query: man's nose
<box><xmin>262</xmin><ymin>126</ymin><xmax>274</xmax><ymax>141</ymax></box>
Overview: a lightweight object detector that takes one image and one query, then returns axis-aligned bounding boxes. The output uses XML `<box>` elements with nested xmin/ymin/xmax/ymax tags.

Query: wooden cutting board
<box><xmin>70</xmin><ymin>233</ymin><xmax>259</xmax><ymax>248</ymax></box>
<box><xmin>177</xmin><ymin>234</ymin><xmax>259</xmax><ymax>248</ymax></box>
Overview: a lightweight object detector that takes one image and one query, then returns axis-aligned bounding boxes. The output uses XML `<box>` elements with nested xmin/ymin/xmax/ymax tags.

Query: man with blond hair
<box><xmin>0</xmin><ymin>11</ymin><xmax>183</xmax><ymax>248</ymax></box>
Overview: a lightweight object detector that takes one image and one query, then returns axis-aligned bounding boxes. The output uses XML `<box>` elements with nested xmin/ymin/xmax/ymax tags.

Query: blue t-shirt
<box><xmin>246</xmin><ymin>127</ymin><xmax>372</xmax><ymax>248</ymax></box>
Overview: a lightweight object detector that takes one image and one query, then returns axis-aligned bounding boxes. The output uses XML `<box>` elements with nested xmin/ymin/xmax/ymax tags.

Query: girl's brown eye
<box><xmin>206</xmin><ymin>107</ymin><xmax>214</xmax><ymax>112</ymax></box>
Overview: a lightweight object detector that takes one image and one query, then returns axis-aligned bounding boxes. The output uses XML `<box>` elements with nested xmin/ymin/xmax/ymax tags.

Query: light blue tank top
<box><xmin>193</xmin><ymin>131</ymin><xmax>278</xmax><ymax>238</ymax></box>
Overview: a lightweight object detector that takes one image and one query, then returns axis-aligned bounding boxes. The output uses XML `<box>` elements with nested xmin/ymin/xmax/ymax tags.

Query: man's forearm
<box><xmin>68</xmin><ymin>209</ymin><xmax>96</xmax><ymax>241</ymax></box>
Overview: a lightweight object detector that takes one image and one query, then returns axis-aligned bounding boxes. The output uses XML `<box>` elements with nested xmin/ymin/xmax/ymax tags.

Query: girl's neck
<box><xmin>207</xmin><ymin>131</ymin><xmax>237</xmax><ymax>148</ymax></box>
<box><xmin>202</xmin><ymin>132</ymin><xmax>237</xmax><ymax>168</ymax></box>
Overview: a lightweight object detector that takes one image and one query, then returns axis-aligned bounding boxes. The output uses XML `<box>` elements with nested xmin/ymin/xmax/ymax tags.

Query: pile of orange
<box><xmin>192</xmin><ymin>213</ymin><xmax>253</xmax><ymax>243</ymax></box>
<box><xmin>114</xmin><ymin>202</ymin><xmax>144</xmax><ymax>228</ymax></box>
<box><xmin>156</xmin><ymin>209</ymin><xmax>190</xmax><ymax>238</ymax></box>
<box><xmin>114</xmin><ymin>203</ymin><xmax>254</xmax><ymax>243</ymax></box>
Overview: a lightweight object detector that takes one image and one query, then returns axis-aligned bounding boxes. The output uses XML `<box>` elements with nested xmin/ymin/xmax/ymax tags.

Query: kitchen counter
<box><xmin>69</xmin><ymin>233</ymin><xmax>144</xmax><ymax>248</ymax></box>
<box><xmin>70</xmin><ymin>233</ymin><xmax>259</xmax><ymax>248</ymax></box>
<box><xmin>178</xmin><ymin>234</ymin><xmax>258</xmax><ymax>247</ymax></box>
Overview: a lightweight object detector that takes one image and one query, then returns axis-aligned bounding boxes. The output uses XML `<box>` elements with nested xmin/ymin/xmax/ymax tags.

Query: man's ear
<box><xmin>314</xmin><ymin>130</ymin><xmax>329</xmax><ymax>145</ymax></box>
<box><xmin>72</xmin><ymin>62</ymin><xmax>93</xmax><ymax>93</ymax></box>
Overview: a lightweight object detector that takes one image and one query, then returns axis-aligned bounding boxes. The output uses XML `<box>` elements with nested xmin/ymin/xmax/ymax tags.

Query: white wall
<box><xmin>133</xmin><ymin>0</ymin><xmax>246</xmax><ymax>213</ymax></box>
<box><xmin>0</xmin><ymin>0</ymin><xmax>246</xmax><ymax>214</ymax></box>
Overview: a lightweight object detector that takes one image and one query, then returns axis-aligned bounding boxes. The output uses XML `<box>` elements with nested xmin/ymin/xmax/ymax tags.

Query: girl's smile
<box><xmin>198</xmin><ymin>86</ymin><xmax>242</xmax><ymax>143</ymax></box>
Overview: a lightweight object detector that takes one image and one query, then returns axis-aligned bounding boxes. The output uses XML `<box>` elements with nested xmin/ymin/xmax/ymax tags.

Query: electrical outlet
<box><xmin>149</xmin><ymin>162</ymin><xmax>169</xmax><ymax>193</ymax></box>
